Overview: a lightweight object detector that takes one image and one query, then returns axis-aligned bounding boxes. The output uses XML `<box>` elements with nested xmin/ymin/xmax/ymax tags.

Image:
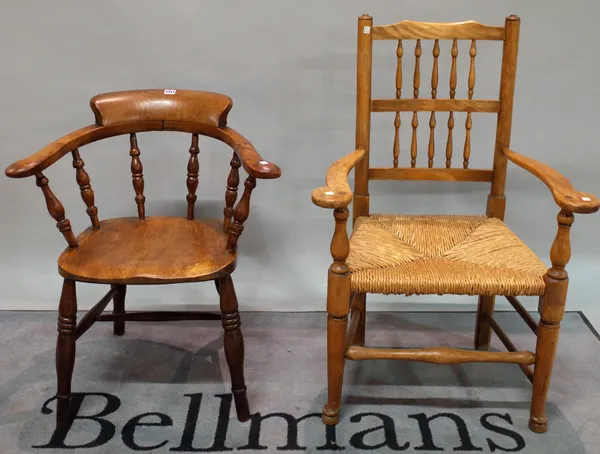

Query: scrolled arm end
<box><xmin>312</xmin><ymin>186</ymin><xmax>353</xmax><ymax>209</ymax></box>
<box><xmin>312</xmin><ymin>148</ymin><xmax>365</xmax><ymax>210</ymax></box>
<box><xmin>216</xmin><ymin>126</ymin><xmax>281</xmax><ymax>180</ymax></box>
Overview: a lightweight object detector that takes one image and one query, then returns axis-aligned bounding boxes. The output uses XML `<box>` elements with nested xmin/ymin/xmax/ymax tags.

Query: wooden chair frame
<box><xmin>5</xmin><ymin>89</ymin><xmax>281</xmax><ymax>429</ymax></box>
<box><xmin>312</xmin><ymin>15</ymin><xmax>599</xmax><ymax>433</ymax></box>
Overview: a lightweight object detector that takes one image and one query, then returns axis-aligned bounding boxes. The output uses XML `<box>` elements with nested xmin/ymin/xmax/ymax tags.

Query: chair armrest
<box><xmin>312</xmin><ymin>148</ymin><xmax>366</xmax><ymax>209</ymax></box>
<box><xmin>503</xmin><ymin>148</ymin><xmax>599</xmax><ymax>214</ymax></box>
<box><xmin>5</xmin><ymin>125</ymin><xmax>102</xmax><ymax>178</ymax></box>
<box><xmin>216</xmin><ymin>127</ymin><xmax>281</xmax><ymax>180</ymax></box>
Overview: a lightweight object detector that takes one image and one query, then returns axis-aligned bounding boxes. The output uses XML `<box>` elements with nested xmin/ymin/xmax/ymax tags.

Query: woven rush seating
<box><xmin>347</xmin><ymin>214</ymin><xmax>547</xmax><ymax>296</ymax></box>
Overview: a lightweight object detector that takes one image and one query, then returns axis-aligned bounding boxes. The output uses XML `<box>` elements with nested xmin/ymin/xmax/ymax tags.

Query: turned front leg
<box><xmin>530</xmin><ymin>210</ymin><xmax>572</xmax><ymax>433</ymax></box>
<box><xmin>56</xmin><ymin>279</ymin><xmax>77</xmax><ymax>429</ymax></box>
<box><xmin>322</xmin><ymin>207</ymin><xmax>351</xmax><ymax>425</ymax></box>
<box><xmin>218</xmin><ymin>275</ymin><xmax>249</xmax><ymax>422</ymax></box>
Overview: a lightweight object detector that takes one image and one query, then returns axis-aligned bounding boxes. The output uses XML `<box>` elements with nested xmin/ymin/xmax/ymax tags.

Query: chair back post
<box><xmin>353</xmin><ymin>14</ymin><xmax>373</xmax><ymax>224</ymax></box>
<box><xmin>487</xmin><ymin>15</ymin><xmax>520</xmax><ymax>220</ymax></box>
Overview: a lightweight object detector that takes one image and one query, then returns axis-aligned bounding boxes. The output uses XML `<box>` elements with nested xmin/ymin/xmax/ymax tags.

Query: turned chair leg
<box><xmin>56</xmin><ymin>279</ymin><xmax>77</xmax><ymax>429</ymax></box>
<box><xmin>352</xmin><ymin>293</ymin><xmax>366</xmax><ymax>346</ymax></box>
<box><xmin>474</xmin><ymin>295</ymin><xmax>495</xmax><ymax>350</ymax></box>
<box><xmin>530</xmin><ymin>288</ymin><xmax>566</xmax><ymax>432</ymax></box>
<box><xmin>530</xmin><ymin>210</ymin><xmax>572</xmax><ymax>433</ymax></box>
<box><xmin>322</xmin><ymin>272</ymin><xmax>351</xmax><ymax>425</ymax></box>
<box><xmin>218</xmin><ymin>274</ymin><xmax>250</xmax><ymax>422</ymax></box>
<box><xmin>112</xmin><ymin>284</ymin><xmax>126</xmax><ymax>336</ymax></box>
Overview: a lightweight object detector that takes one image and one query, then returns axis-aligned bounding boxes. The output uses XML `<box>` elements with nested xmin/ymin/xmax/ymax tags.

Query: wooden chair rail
<box><xmin>371</xmin><ymin>98</ymin><xmax>500</xmax><ymax>113</ymax></box>
<box><xmin>96</xmin><ymin>312</ymin><xmax>222</xmax><ymax>322</ymax></box>
<box><xmin>503</xmin><ymin>148</ymin><xmax>599</xmax><ymax>214</ymax></box>
<box><xmin>371</xmin><ymin>20</ymin><xmax>505</xmax><ymax>41</ymax></box>
<box><xmin>345</xmin><ymin>345</ymin><xmax>536</xmax><ymax>365</ymax></box>
<box><xmin>74</xmin><ymin>285</ymin><xmax>222</xmax><ymax>340</ymax></box>
<box><xmin>488</xmin><ymin>314</ymin><xmax>534</xmax><ymax>382</ymax></box>
<box><xmin>5</xmin><ymin>123</ymin><xmax>280</xmax><ymax>180</ymax></box>
<box><xmin>75</xmin><ymin>287</ymin><xmax>119</xmax><ymax>340</ymax></box>
<box><xmin>368</xmin><ymin>167</ymin><xmax>493</xmax><ymax>182</ymax></box>
<box><xmin>90</xmin><ymin>89</ymin><xmax>232</xmax><ymax>128</ymax></box>
<box><xmin>506</xmin><ymin>296</ymin><xmax>539</xmax><ymax>334</ymax></box>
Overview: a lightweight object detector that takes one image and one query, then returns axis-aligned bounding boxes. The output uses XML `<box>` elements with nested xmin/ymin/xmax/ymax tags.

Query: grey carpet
<box><xmin>1</xmin><ymin>311</ymin><xmax>599</xmax><ymax>453</ymax></box>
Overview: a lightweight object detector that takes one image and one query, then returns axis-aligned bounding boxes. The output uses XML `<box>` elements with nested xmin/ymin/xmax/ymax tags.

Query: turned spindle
<box><xmin>446</xmin><ymin>39</ymin><xmax>458</xmax><ymax>168</ymax></box>
<box><xmin>223</xmin><ymin>152</ymin><xmax>241</xmax><ymax>231</ymax></box>
<box><xmin>35</xmin><ymin>173</ymin><xmax>78</xmax><ymax>248</ymax></box>
<box><xmin>410</xmin><ymin>39</ymin><xmax>421</xmax><ymax>168</ymax></box>
<box><xmin>129</xmin><ymin>133</ymin><xmax>145</xmax><ymax>219</ymax></box>
<box><xmin>428</xmin><ymin>39</ymin><xmax>440</xmax><ymax>168</ymax></box>
<box><xmin>393</xmin><ymin>40</ymin><xmax>403</xmax><ymax>168</ymax></box>
<box><xmin>71</xmin><ymin>149</ymin><xmax>99</xmax><ymax>229</ymax></box>
<box><xmin>186</xmin><ymin>134</ymin><xmax>200</xmax><ymax>220</ymax></box>
<box><xmin>463</xmin><ymin>40</ymin><xmax>477</xmax><ymax>169</ymax></box>
<box><xmin>226</xmin><ymin>175</ymin><xmax>256</xmax><ymax>251</ymax></box>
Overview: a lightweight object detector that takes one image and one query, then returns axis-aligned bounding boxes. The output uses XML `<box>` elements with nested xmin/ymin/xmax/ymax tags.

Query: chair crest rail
<box><xmin>371</xmin><ymin>20</ymin><xmax>505</xmax><ymax>41</ymax></box>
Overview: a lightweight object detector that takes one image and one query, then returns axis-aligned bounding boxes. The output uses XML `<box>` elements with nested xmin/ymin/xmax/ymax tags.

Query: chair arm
<box><xmin>503</xmin><ymin>148</ymin><xmax>599</xmax><ymax>214</ymax></box>
<box><xmin>216</xmin><ymin>127</ymin><xmax>281</xmax><ymax>180</ymax></box>
<box><xmin>5</xmin><ymin>125</ymin><xmax>103</xmax><ymax>178</ymax></box>
<box><xmin>312</xmin><ymin>148</ymin><xmax>366</xmax><ymax>209</ymax></box>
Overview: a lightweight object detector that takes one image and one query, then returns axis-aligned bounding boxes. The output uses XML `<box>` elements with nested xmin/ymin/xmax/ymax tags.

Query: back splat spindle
<box><xmin>186</xmin><ymin>134</ymin><xmax>200</xmax><ymax>220</ymax></box>
<box><xmin>410</xmin><ymin>39</ymin><xmax>421</xmax><ymax>168</ymax></box>
<box><xmin>129</xmin><ymin>133</ymin><xmax>146</xmax><ymax>219</ymax></box>
<box><xmin>393</xmin><ymin>40</ymin><xmax>403</xmax><ymax>168</ymax></box>
<box><xmin>446</xmin><ymin>39</ymin><xmax>458</xmax><ymax>168</ymax></box>
<box><xmin>428</xmin><ymin>39</ymin><xmax>440</xmax><ymax>168</ymax></box>
<box><xmin>464</xmin><ymin>39</ymin><xmax>477</xmax><ymax>169</ymax></box>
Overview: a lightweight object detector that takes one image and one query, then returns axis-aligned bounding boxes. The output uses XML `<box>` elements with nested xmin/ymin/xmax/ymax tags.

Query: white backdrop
<box><xmin>1</xmin><ymin>1</ymin><xmax>598</xmax><ymax>318</ymax></box>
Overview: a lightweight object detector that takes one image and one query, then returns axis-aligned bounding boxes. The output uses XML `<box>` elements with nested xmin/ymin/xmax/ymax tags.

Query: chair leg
<box><xmin>322</xmin><ymin>272</ymin><xmax>351</xmax><ymax>425</ymax></box>
<box><xmin>56</xmin><ymin>279</ymin><xmax>77</xmax><ymax>429</ymax></box>
<box><xmin>530</xmin><ymin>291</ymin><xmax>566</xmax><ymax>433</ymax></box>
<box><xmin>474</xmin><ymin>295</ymin><xmax>495</xmax><ymax>350</ymax></box>
<box><xmin>218</xmin><ymin>275</ymin><xmax>250</xmax><ymax>422</ymax></box>
<box><xmin>112</xmin><ymin>284</ymin><xmax>126</xmax><ymax>336</ymax></box>
<box><xmin>353</xmin><ymin>293</ymin><xmax>366</xmax><ymax>346</ymax></box>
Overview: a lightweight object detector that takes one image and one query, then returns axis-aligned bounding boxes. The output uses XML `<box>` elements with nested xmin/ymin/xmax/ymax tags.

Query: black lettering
<box><xmin>33</xmin><ymin>392</ymin><xmax>120</xmax><ymax>449</ymax></box>
<box><xmin>348</xmin><ymin>412</ymin><xmax>409</xmax><ymax>451</ymax></box>
<box><xmin>238</xmin><ymin>412</ymin><xmax>322</xmax><ymax>451</ymax></box>
<box><xmin>171</xmin><ymin>393</ymin><xmax>234</xmax><ymax>452</ymax></box>
<box><xmin>480</xmin><ymin>413</ymin><xmax>526</xmax><ymax>452</ymax></box>
<box><xmin>317</xmin><ymin>425</ymin><xmax>345</xmax><ymax>451</ymax></box>
<box><xmin>122</xmin><ymin>412</ymin><xmax>173</xmax><ymax>450</ymax></box>
<box><xmin>409</xmin><ymin>412</ymin><xmax>483</xmax><ymax>451</ymax></box>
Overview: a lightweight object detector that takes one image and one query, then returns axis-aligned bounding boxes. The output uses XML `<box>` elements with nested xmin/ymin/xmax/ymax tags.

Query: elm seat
<box><xmin>58</xmin><ymin>217</ymin><xmax>236</xmax><ymax>284</ymax></box>
<box><xmin>347</xmin><ymin>215</ymin><xmax>547</xmax><ymax>296</ymax></box>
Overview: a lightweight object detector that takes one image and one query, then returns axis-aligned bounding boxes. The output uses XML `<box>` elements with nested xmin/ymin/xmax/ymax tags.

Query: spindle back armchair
<box><xmin>312</xmin><ymin>15</ymin><xmax>599</xmax><ymax>433</ymax></box>
<box><xmin>5</xmin><ymin>89</ymin><xmax>281</xmax><ymax>429</ymax></box>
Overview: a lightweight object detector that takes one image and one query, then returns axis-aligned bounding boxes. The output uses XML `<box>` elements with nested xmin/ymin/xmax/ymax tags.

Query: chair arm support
<box><xmin>216</xmin><ymin>127</ymin><xmax>281</xmax><ymax>180</ymax></box>
<box><xmin>503</xmin><ymin>148</ymin><xmax>599</xmax><ymax>214</ymax></box>
<box><xmin>312</xmin><ymin>148</ymin><xmax>366</xmax><ymax>209</ymax></box>
<box><xmin>5</xmin><ymin>125</ymin><xmax>103</xmax><ymax>179</ymax></box>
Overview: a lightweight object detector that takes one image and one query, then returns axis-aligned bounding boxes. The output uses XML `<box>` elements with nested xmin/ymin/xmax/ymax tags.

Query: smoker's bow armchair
<box><xmin>5</xmin><ymin>89</ymin><xmax>281</xmax><ymax>429</ymax></box>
